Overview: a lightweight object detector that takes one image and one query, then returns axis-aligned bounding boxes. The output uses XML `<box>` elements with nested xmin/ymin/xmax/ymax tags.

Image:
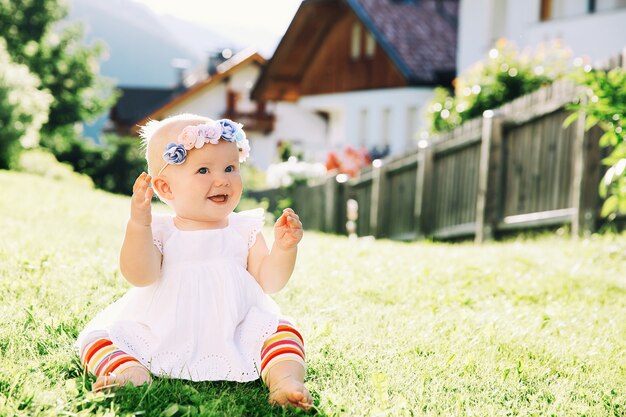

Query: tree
<box><xmin>0</xmin><ymin>40</ymin><xmax>52</xmax><ymax>168</ymax></box>
<box><xmin>0</xmin><ymin>0</ymin><xmax>116</xmax><ymax>132</ymax></box>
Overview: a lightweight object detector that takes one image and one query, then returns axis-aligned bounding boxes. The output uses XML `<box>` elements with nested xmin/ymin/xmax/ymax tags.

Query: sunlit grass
<box><xmin>1</xmin><ymin>170</ymin><xmax>625</xmax><ymax>416</ymax></box>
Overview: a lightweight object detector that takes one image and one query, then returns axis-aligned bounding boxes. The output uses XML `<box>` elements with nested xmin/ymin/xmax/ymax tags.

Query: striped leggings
<box><xmin>80</xmin><ymin>319</ymin><xmax>305</xmax><ymax>384</ymax></box>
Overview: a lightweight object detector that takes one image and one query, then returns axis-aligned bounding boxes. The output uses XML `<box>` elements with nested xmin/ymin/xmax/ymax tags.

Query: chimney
<box><xmin>171</xmin><ymin>58</ymin><xmax>191</xmax><ymax>88</ymax></box>
<box><xmin>207</xmin><ymin>48</ymin><xmax>233</xmax><ymax>76</ymax></box>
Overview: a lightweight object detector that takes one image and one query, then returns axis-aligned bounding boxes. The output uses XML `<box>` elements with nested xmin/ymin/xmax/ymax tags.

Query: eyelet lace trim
<box><xmin>248</xmin><ymin>226</ymin><xmax>262</xmax><ymax>248</ymax></box>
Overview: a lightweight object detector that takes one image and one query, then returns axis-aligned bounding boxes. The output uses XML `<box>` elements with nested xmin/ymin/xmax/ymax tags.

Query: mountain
<box><xmin>67</xmin><ymin>0</ymin><xmax>237</xmax><ymax>88</ymax></box>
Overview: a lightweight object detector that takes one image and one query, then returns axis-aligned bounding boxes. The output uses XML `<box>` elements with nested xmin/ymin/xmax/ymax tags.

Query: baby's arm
<box><xmin>248</xmin><ymin>208</ymin><xmax>303</xmax><ymax>294</ymax></box>
<box><xmin>119</xmin><ymin>172</ymin><xmax>162</xmax><ymax>287</ymax></box>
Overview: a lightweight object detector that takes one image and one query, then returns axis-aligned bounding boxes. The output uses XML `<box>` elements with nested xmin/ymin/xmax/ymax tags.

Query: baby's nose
<box><xmin>212</xmin><ymin>173</ymin><xmax>230</xmax><ymax>186</ymax></box>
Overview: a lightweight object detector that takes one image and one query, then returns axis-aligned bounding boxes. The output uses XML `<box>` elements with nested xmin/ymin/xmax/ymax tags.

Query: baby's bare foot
<box><xmin>269</xmin><ymin>378</ymin><xmax>313</xmax><ymax>410</ymax></box>
<box><xmin>92</xmin><ymin>366</ymin><xmax>152</xmax><ymax>392</ymax></box>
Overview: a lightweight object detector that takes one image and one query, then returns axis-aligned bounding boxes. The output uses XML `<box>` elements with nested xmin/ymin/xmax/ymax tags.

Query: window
<box><xmin>351</xmin><ymin>23</ymin><xmax>361</xmax><ymax>60</ymax></box>
<box><xmin>595</xmin><ymin>0</ymin><xmax>626</xmax><ymax>12</ymax></box>
<box><xmin>540</xmin><ymin>0</ymin><xmax>551</xmax><ymax>20</ymax></box>
<box><xmin>406</xmin><ymin>107</ymin><xmax>417</xmax><ymax>148</ymax></box>
<box><xmin>540</xmin><ymin>0</ymin><xmax>625</xmax><ymax>20</ymax></box>
<box><xmin>359</xmin><ymin>108</ymin><xmax>368</xmax><ymax>147</ymax></box>
<box><xmin>226</xmin><ymin>90</ymin><xmax>237</xmax><ymax>114</ymax></box>
<box><xmin>381</xmin><ymin>108</ymin><xmax>390</xmax><ymax>147</ymax></box>
<box><xmin>540</xmin><ymin>0</ymin><xmax>587</xmax><ymax>20</ymax></box>
<box><xmin>365</xmin><ymin>31</ymin><xmax>376</xmax><ymax>58</ymax></box>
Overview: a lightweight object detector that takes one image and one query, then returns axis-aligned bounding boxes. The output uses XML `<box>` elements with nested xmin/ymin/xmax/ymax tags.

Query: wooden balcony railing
<box><xmin>221</xmin><ymin>111</ymin><xmax>275</xmax><ymax>134</ymax></box>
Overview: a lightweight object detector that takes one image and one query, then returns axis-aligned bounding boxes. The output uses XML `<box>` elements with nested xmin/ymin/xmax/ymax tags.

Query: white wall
<box><xmin>458</xmin><ymin>0</ymin><xmax>626</xmax><ymax>73</ymax></box>
<box><xmin>297</xmin><ymin>87</ymin><xmax>433</xmax><ymax>158</ymax></box>
<box><xmin>228</xmin><ymin>65</ymin><xmax>260</xmax><ymax>113</ymax></box>
<box><xmin>164</xmin><ymin>65</ymin><xmax>261</xmax><ymax>118</ymax></box>
<box><xmin>163</xmin><ymin>84</ymin><xmax>227</xmax><ymax>118</ymax></box>
<box><xmin>267</xmin><ymin>102</ymin><xmax>328</xmax><ymax>165</ymax></box>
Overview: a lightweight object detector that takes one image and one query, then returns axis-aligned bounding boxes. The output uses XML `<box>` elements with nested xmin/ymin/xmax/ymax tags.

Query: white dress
<box><xmin>76</xmin><ymin>208</ymin><xmax>280</xmax><ymax>382</ymax></box>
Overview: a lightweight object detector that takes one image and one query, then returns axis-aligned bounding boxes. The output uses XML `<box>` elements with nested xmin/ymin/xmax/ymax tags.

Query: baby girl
<box><xmin>76</xmin><ymin>113</ymin><xmax>312</xmax><ymax>409</ymax></box>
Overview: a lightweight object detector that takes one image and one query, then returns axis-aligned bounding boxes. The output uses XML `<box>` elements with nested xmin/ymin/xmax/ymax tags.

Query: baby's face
<box><xmin>162</xmin><ymin>139</ymin><xmax>243</xmax><ymax>227</ymax></box>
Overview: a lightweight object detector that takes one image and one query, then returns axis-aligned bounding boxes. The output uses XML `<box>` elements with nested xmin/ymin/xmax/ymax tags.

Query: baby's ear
<box><xmin>152</xmin><ymin>176</ymin><xmax>173</xmax><ymax>200</ymax></box>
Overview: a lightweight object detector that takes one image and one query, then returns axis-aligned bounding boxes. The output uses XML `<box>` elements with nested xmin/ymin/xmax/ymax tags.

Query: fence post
<box><xmin>324</xmin><ymin>175</ymin><xmax>337</xmax><ymax>233</ymax></box>
<box><xmin>475</xmin><ymin>111</ymin><xmax>504</xmax><ymax>243</ymax></box>
<box><xmin>415</xmin><ymin>145</ymin><xmax>434</xmax><ymax>238</ymax></box>
<box><xmin>334</xmin><ymin>180</ymin><xmax>347</xmax><ymax>234</ymax></box>
<box><xmin>369</xmin><ymin>162</ymin><xmax>387</xmax><ymax>238</ymax></box>
<box><xmin>571</xmin><ymin>110</ymin><xmax>599</xmax><ymax>237</ymax></box>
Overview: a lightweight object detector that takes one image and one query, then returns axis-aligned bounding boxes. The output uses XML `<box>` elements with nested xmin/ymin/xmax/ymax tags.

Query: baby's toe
<box><xmin>92</xmin><ymin>375</ymin><xmax>118</xmax><ymax>392</ymax></box>
<box><xmin>287</xmin><ymin>386</ymin><xmax>313</xmax><ymax>410</ymax></box>
<box><xmin>295</xmin><ymin>388</ymin><xmax>313</xmax><ymax>410</ymax></box>
<box><xmin>269</xmin><ymin>380</ymin><xmax>312</xmax><ymax>410</ymax></box>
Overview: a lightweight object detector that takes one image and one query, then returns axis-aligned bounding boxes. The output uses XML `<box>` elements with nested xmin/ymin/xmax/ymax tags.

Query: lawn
<box><xmin>1</xmin><ymin>170</ymin><xmax>625</xmax><ymax>416</ymax></box>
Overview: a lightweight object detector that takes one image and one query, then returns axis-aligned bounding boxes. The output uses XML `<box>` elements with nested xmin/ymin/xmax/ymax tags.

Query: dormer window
<box><xmin>352</xmin><ymin>22</ymin><xmax>375</xmax><ymax>60</ymax></box>
<box><xmin>351</xmin><ymin>22</ymin><xmax>362</xmax><ymax>59</ymax></box>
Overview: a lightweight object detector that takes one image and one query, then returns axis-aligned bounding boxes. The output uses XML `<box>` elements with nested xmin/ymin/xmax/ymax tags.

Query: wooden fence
<box><xmin>248</xmin><ymin>57</ymin><xmax>624</xmax><ymax>241</ymax></box>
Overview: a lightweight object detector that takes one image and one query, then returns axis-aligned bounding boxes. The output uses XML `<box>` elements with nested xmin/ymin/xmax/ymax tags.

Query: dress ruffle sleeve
<box><xmin>151</xmin><ymin>214</ymin><xmax>171</xmax><ymax>254</ymax></box>
<box><xmin>231</xmin><ymin>208</ymin><xmax>265</xmax><ymax>248</ymax></box>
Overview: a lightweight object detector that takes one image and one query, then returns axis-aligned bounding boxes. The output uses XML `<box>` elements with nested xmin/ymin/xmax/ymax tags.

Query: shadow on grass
<box><xmin>79</xmin><ymin>374</ymin><xmax>327</xmax><ymax>417</ymax></box>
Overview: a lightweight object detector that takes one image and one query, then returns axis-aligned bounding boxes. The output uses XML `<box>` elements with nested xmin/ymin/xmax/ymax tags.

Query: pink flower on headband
<box><xmin>166</xmin><ymin>119</ymin><xmax>250</xmax><ymax>164</ymax></box>
<box><xmin>198</xmin><ymin>121</ymin><xmax>222</xmax><ymax>145</ymax></box>
<box><xmin>179</xmin><ymin>125</ymin><xmax>200</xmax><ymax>150</ymax></box>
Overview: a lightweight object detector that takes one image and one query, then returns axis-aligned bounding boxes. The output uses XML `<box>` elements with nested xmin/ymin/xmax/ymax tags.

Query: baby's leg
<box><xmin>261</xmin><ymin>320</ymin><xmax>312</xmax><ymax>410</ymax></box>
<box><xmin>81</xmin><ymin>338</ymin><xmax>152</xmax><ymax>391</ymax></box>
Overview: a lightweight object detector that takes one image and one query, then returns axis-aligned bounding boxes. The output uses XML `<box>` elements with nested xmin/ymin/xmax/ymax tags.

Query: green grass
<box><xmin>1</xmin><ymin>170</ymin><xmax>626</xmax><ymax>416</ymax></box>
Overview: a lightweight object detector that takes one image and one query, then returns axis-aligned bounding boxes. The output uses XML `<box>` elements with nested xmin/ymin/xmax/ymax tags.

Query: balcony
<box><xmin>221</xmin><ymin>111</ymin><xmax>275</xmax><ymax>134</ymax></box>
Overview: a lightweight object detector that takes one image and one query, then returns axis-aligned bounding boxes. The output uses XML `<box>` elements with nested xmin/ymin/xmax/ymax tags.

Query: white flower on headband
<box><xmin>239</xmin><ymin>139</ymin><xmax>251</xmax><ymax>161</ymax></box>
<box><xmin>198</xmin><ymin>121</ymin><xmax>222</xmax><ymax>145</ymax></box>
<box><xmin>160</xmin><ymin>118</ymin><xmax>250</xmax><ymax>174</ymax></box>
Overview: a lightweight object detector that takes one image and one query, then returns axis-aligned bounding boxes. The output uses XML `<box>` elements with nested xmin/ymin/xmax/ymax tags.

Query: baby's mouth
<box><xmin>208</xmin><ymin>194</ymin><xmax>228</xmax><ymax>203</ymax></box>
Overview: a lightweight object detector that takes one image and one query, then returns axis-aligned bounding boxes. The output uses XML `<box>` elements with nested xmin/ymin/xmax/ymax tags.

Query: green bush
<box><xmin>15</xmin><ymin>148</ymin><xmax>93</xmax><ymax>187</ymax></box>
<box><xmin>426</xmin><ymin>39</ymin><xmax>571</xmax><ymax>134</ymax></box>
<box><xmin>0</xmin><ymin>40</ymin><xmax>52</xmax><ymax>169</ymax></box>
<box><xmin>41</xmin><ymin>127</ymin><xmax>146</xmax><ymax>195</ymax></box>
<box><xmin>566</xmin><ymin>66</ymin><xmax>626</xmax><ymax>217</ymax></box>
<box><xmin>240</xmin><ymin>163</ymin><xmax>267</xmax><ymax>190</ymax></box>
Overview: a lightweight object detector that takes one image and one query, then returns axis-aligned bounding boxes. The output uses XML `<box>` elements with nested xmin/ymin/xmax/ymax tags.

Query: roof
<box><xmin>110</xmin><ymin>87</ymin><xmax>178</xmax><ymax>127</ymax></box>
<box><xmin>252</xmin><ymin>0</ymin><xmax>458</xmax><ymax>100</ymax></box>
<box><xmin>135</xmin><ymin>50</ymin><xmax>266</xmax><ymax>130</ymax></box>
<box><xmin>349</xmin><ymin>0</ymin><xmax>458</xmax><ymax>83</ymax></box>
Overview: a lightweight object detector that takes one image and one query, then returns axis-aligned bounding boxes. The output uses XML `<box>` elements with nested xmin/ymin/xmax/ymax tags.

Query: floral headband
<box><xmin>158</xmin><ymin>119</ymin><xmax>250</xmax><ymax>176</ymax></box>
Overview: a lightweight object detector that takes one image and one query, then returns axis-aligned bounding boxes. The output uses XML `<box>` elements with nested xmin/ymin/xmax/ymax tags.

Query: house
<box><xmin>457</xmin><ymin>0</ymin><xmax>626</xmax><ymax>73</ymax></box>
<box><xmin>136</xmin><ymin>50</ymin><xmax>278</xmax><ymax>169</ymax></box>
<box><xmin>107</xmin><ymin>87</ymin><xmax>182</xmax><ymax>136</ymax></box>
<box><xmin>251</xmin><ymin>0</ymin><xmax>459</xmax><ymax>162</ymax></box>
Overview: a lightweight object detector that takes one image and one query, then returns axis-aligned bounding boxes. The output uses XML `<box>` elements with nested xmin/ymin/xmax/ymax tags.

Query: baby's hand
<box><xmin>130</xmin><ymin>172</ymin><xmax>154</xmax><ymax>227</ymax></box>
<box><xmin>273</xmin><ymin>208</ymin><xmax>303</xmax><ymax>250</ymax></box>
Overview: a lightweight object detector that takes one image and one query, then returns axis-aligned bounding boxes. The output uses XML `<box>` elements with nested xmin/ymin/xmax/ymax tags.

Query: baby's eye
<box><xmin>225</xmin><ymin>165</ymin><xmax>235</xmax><ymax>173</ymax></box>
<box><xmin>198</xmin><ymin>167</ymin><xmax>209</xmax><ymax>174</ymax></box>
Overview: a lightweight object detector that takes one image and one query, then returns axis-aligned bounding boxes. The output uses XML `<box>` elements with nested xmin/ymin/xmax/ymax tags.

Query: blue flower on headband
<box><xmin>234</xmin><ymin>129</ymin><xmax>246</xmax><ymax>142</ymax></box>
<box><xmin>163</xmin><ymin>142</ymin><xmax>187</xmax><ymax>165</ymax></box>
<box><xmin>219</xmin><ymin>119</ymin><xmax>239</xmax><ymax>141</ymax></box>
